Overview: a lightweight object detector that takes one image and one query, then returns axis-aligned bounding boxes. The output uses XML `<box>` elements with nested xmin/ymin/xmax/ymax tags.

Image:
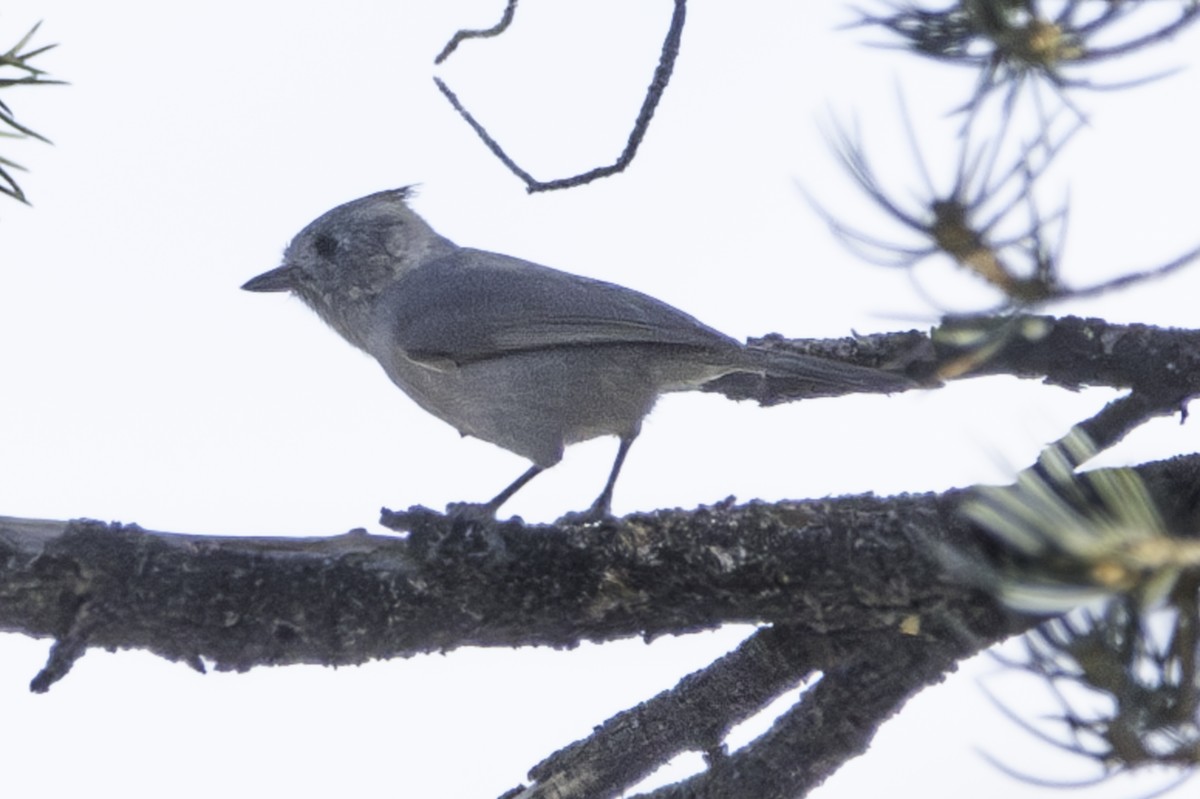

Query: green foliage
<box><xmin>0</xmin><ymin>21</ymin><xmax>62</xmax><ymax>204</ymax></box>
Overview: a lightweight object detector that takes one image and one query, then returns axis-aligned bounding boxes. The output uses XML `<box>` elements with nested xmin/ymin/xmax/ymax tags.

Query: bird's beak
<box><xmin>241</xmin><ymin>264</ymin><xmax>300</xmax><ymax>293</ymax></box>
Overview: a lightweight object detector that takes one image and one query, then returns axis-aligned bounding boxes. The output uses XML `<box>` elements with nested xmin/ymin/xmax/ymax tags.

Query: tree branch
<box><xmin>5</xmin><ymin>315</ymin><xmax>1200</xmax><ymax>797</ymax></box>
<box><xmin>434</xmin><ymin>0</ymin><xmax>519</xmax><ymax>65</ymax></box>
<box><xmin>434</xmin><ymin>0</ymin><xmax>688</xmax><ymax>192</ymax></box>
<box><xmin>5</xmin><ymin>314</ymin><xmax>1200</xmax><ymax>694</ymax></box>
<box><xmin>1</xmin><ymin>487</ymin><xmax>996</xmax><ymax>690</ymax></box>
<box><xmin>517</xmin><ymin>625</ymin><xmax>829</xmax><ymax>799</ymax></box>
<box><xmin>711</xmin><ymin>314</ymin><xmax>1200</xmax><ymax>411</ymax></box>
<box><xmin>637</xmin><ymin>628</ymin><xmax>982</xmax><ymax>799</ymax></box>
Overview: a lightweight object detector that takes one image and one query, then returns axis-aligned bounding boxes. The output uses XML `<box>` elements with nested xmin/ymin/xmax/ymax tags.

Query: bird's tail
<box><xmin>741</xmin><ymin>345</ymin><xmax>915</xmax><ymax>395</ymax></box>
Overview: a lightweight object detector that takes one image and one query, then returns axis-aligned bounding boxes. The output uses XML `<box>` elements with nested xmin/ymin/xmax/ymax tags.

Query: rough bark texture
<box><xmin>4</xmin><ymin>315</ymin><xmax>1200</xmax><ymax>798</ymax></box>
<box><xmin>0</xmin><ymin>489</ymin><xmax>1008</xmax><ymax>684</ymax></box>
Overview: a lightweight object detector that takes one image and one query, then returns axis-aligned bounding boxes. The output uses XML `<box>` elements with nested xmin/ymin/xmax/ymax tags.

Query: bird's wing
<box><xmin>382</xmin><ymin>249</ymin><xmax>739</xmax><ymax>365</ymax></box>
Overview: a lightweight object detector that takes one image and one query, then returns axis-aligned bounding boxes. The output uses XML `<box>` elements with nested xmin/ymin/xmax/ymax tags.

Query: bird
<box><xmin>242</xmin><ymin>187</ymin><xmax>911</xmax><ymax>520</ymax></box>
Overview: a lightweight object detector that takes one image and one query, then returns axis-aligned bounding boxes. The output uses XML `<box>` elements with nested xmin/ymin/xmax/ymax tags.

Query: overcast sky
<box><xmin>3</xmin><ymin>2</ymin><xmax>1200</xmax><ymax>797</ymax></box>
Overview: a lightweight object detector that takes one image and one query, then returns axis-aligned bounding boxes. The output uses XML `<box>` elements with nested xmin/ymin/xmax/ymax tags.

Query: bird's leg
<box><xmin>446</xmin><ymin>464</ymin><xmax>543</xmax><ymax>520</ymax></box>
<box><xmin>561</xmin><ymin>435</ymin><xmax>635</xmax><ymax>524</ymax></box>
<box><xmin>485</xmin><ymin>464</ymin><xmax>545</xmax><ymax>511</ymax></box>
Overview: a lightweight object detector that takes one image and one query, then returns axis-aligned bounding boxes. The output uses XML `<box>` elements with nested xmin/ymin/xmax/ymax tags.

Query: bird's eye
<box><xmin>313</xmin><ymin>234</ymin><xmax>339</xmax><ymax>258</ymax></box>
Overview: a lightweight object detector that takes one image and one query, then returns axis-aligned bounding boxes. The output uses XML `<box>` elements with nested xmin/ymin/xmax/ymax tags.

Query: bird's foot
<box><xmin>444</xmin><ymin>501</ymin><xmax>500</xmax><ymax>522</ymax></box>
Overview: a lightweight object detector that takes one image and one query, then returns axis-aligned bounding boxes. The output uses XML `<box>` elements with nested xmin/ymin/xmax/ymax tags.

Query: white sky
<box><xmin>2</xmin><ymin>2</ymin><xmax>1199</xmax><ymax>797</ymax></box>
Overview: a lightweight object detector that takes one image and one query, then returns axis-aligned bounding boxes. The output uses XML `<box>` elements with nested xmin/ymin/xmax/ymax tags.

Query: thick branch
<box><xmin>515</xmin><ymin>616</ymin><xmax>1000</xmax><ymax>799</ymax></box>
<box><xmin>4</xmin><ymin>458</ymin><xmax>1198</xmax><ymax>798</ymax></box>
<box><xmin>640</xmin><ymin>629</ymin><xmax>974</xmax><ymax>799</ymax></box>
<box><xmin>517</xmin><ymin>625</ymin><xmax>829</xmax><ymax>799</ymax></box>
<box><xmin>4</xmin><ymin>315</ymin><xmax>1200</xmax><ymax>695</ymax></box>
<box><xmin>709</xmin><ymin>315</ymin><xmax>1200</xmax><ymax>406</ymax></box>
<box><xmin>1</xmin><ymin>488</ymin><xmax>997</xmax><ymax>691</ymax></box>
<box><xmin>5</xmin><ymin>316</ymin><xmax>1200</xmax><ymax>798</ymax></box>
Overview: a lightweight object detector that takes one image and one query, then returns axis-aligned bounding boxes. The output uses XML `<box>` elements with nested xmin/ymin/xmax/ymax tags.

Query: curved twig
<box><xmin>434</xmin><ymin>0</ymin><xmax>688</xmax><ymax>192</ymax></box>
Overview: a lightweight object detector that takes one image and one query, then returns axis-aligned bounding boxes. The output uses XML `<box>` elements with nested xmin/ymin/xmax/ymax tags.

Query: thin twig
<box><xmin>434</xmin><ymin>0</ymin><xmax>689</xmax><ymax>192</ymax></box>
<box><xmin>433</xmin><ymin>0</ymin><xmax>519</xmax><ymax>65</ymax></box>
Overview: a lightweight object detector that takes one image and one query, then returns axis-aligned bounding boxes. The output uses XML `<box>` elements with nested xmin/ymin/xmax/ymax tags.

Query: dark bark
<box><xmin>0</xmin><ymin>488</ymin><xmax>1009</xmax><ymax>687</ymax></box>
<box><xmin>4</xmin><ymin>314</ymin><xmax>1200</xmax><ymax>798</ymax></box>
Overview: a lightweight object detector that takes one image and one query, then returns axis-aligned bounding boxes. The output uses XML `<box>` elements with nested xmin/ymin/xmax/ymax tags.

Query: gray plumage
<box><xmin>243</xmin><ymin>187</ymin><xmax>910</xmax><ymax>519</ymax></box>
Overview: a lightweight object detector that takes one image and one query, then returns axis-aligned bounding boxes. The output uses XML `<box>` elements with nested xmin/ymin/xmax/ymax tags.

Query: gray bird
<box><xmin>243</xmin><ymin>187</ymin><xmax>910</xmax><ymax>520</ymax></box>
